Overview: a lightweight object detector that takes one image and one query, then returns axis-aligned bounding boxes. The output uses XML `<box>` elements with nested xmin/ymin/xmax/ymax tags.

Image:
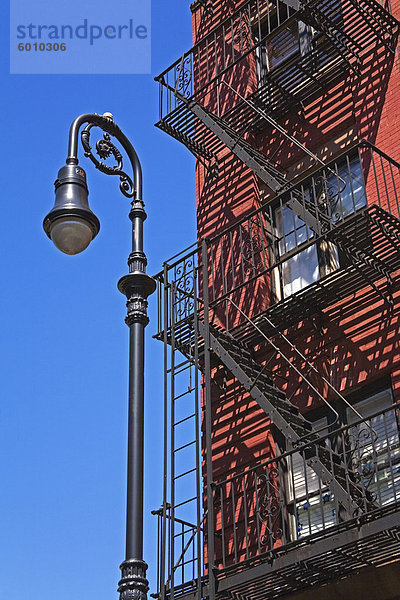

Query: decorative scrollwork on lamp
<box><xmin>81</xmin><ymin>123</ymin><xmax>135</xmax><ymax>198</ymax></box>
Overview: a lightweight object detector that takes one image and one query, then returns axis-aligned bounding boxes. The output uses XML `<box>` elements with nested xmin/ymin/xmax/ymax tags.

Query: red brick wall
<box><xmin>193</xmin><ymin>0</ymin><xmax>400</xmax><ymax>561</ymax></box>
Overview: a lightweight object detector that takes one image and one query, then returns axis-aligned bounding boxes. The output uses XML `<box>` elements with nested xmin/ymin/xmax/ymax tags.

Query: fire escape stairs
<box><xmin>187</xmin><ymin>100</ymin><xmax>327</xmax><ymax>233</ymax></box>
<box><xmin>189</xmin><ymin>102</ymin><xmax>289</xmax><ymax>191</ymax></box>
<box><xmin>187</xmin><ymin>101</ymin><xmax>399</xmax><ymax>305</ymax></box>
<box><xmin>199</xmin><ymin>321</ymin><xmax>376</xmax><ymax>519</ymax></box>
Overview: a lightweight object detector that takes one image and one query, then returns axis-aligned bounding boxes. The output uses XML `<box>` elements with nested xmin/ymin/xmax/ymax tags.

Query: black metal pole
<box><xmin>117</xmin><ymin>191</ymin><xmax>156</xmax><ymax>600</ymax></box>
<box><xmin>66</xmin><ymin>114</ymin><xmax>156</xmax><ymax>600</ymax></box>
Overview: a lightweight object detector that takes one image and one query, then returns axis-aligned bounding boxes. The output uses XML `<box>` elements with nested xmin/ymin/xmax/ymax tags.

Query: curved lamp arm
<box><xmin>67</xmin><ymin>112</ymin><xmax>143</xmax><ymax>201</ymax></box>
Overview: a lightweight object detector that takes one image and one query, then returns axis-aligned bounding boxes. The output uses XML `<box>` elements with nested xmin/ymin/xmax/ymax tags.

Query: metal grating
<box><xmin>155</xmin><ymin>0</ymin><xmax>399</xmax><ymax>167</ymax></box>
<box><xmin>155</xmin><ymin>508</ymin><xmax>400</xmax><ymax>600</ymax></box>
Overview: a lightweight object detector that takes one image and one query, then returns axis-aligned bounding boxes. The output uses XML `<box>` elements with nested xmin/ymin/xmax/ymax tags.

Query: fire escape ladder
<box><xmin>198</xmin><ymin>321</ymin><xmax>374</xmax><ymax>518</ymax></box>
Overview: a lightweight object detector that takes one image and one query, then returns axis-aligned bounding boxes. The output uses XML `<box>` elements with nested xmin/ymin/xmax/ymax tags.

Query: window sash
<box><xmin>346</xmin><ymin>390</ymin><xmax>400</xmax><ymax>506</ymax></box>
<box><xmin>287</xmin><ymin>389</ymin><xmax>400</xmax><ymax>540</ymax></box>
<box><xmin>273</xmin><ymin>154</ymin><xmax>366</xmax><ymax>299</ymax></box>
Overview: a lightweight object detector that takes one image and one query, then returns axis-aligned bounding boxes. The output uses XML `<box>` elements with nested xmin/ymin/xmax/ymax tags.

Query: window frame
<box><xmin>282</xmin><ymin>382</ymin><xmax>399</xmax><ymax>542</ymax></box>
<box><xmin>270</xmin><ymin>151</ymin><xmax>367</xmax><ymax>302</ymax></box>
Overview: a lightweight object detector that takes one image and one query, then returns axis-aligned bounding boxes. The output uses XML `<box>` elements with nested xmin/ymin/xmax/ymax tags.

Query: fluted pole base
<box><xmin>118</xmin><ymin>559</ymin><xmax>149</xmax><ymax>600</ymax></box>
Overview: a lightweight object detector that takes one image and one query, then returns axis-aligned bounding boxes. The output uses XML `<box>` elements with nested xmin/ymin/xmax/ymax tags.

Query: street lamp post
<box><xmin>43</xmin><ymin>113</ymin><xmax>156</xmax><ymax>600</ymax></box>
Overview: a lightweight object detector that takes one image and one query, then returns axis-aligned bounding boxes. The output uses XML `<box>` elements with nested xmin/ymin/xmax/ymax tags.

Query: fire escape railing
<box><xmin>154</xmin><ymin>140</ymin><xmax>400</xmax><ymax>343</ymax></box>
<box><xmin>155</xmin><ymin>0</ymin><xmax>399</xmax><ymax>172</ymax></box>
<box><xmin>213</xmin><ymin>402</ymin><xmax>400</xmax><ymax>570</ymax></box>
<box><xmin>152</xmin><ymin>403</ymin><xmax>400</xmax><ymax>600</ymax></box>
<box><xmin>156</xmin><ymin>0</ymin><xmax>297</xmax><ymax>117</ymax></box>
<box><xmin>151</xmin><ymin>140</ymin><xmax>400</xmax><ymax>600</ymax></box>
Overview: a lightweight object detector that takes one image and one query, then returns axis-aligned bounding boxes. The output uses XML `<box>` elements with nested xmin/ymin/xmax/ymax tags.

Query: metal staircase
<box><xmin>189</xmin><ymin>100</ymin><xmax>334</xmax><ymax>231</ymax></box>
<box><xmin>178</xmin><ymin>101</ymin><xmax>398</xmax><ymax>308</ymax></box>
<box><xmin>199</xmin><ymin>321</ymin><xmax>375</xmax><ymax>518</ymax></box>
<box><xmin>156</xmin><ymin>0</ymin><xmax>399</xmax><ymax>175</ymax></box>
<box><xmin>152</xmin><ymin>1</ymin><xmax>400</xmax><ymax>597</ymax></box>
<box><xmin>189</xmin><ymin>102</ymin><xmax>289</xmax><ymax>192</ymax></box>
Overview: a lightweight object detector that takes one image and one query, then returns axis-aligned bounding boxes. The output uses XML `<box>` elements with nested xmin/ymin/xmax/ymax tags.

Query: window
<box><xmin>287</xmin><ymin>416</ymin><xmax>337</xmax><ymax>539</ymax></box>
<box><xmin>274</xmin><ymin>206</ymin><xmax>322</xmax><ymax>298</ymax></box>
<box><xmin>286</xmin><ymin>386</ymin><xmax>399</xmax><ymax>541</ymax></box>
<box><xmin>347</xmin><ymin>390</ymin><xmax>400</xmax><ymax>507</ymax></box>
<box><xmin>256</xmin><ymin>19</ymin><xmax>300</xmax><ymax>81</ymax></box>
<box><xmin>321</xmin><ymin>156</ymin><xmax>367</xmax><ymax>222</ymax></box>
<box><xmin>272</xmin><ymin>154</ymin><xmax>367</xmax><ymax>299</ymax></box>
<box><xmin>255</xmin><ymin>10</ymin><xmax>302</xmax><ymax>84</ymax></box>
<box><xmin>253</xmin><ymin>0</ymin><xmax>345</xmax><ymax>86</ymax></box>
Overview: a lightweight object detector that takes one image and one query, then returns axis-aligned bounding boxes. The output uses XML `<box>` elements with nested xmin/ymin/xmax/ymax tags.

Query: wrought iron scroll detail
<box><xmin>344</xmin><ymin>425</ymin><xmax>379</xmax><ymax>502</ymax></box>
<box><xmin>241</xmin><ymin>223</ymin><xmax>265</xmax><ymax>277</ymax></box>
<box><xmin>81</xmin><ymin>123</ymin><xmax>135</xmax><ymax>198</ymax></box>
<box><xmin>309</xmin><ymin>171</ymin><xmax>348</xmax><ymax>225</ymax></box>
<box><xmin>257</xmin><ymin>467</ymin><xmax>283</xmax><ymax>547</ymax></box>
<box><xmin>175</xmin><ymin>55</ymin><xmax>193</xmax><ymax>101</ymax></box>
<box><xmin>173</xmin><ymin>259</ymin><xmax>196</xmax><ymax>321</ymax></box>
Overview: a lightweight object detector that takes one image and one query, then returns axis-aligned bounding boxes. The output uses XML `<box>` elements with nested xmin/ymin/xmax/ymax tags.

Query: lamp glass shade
<box><xmin>50</xmin><ymin>217</ymin><xmax>93</xmax><ymax>255</ymax></box>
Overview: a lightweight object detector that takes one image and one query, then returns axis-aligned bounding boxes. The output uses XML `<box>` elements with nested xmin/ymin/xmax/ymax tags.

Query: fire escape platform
<box><xmin>155</xmin><ymin>32</ymin><xmax>350</xmax><ymax>164</ymax></box>
<box><xmin>155</xmin><ymin>0</ymin><xmax>399</xmax><ymax>166</ymax></box>
<box><xmin>216</xmin><ymin>508</ymin><xmax>400</xmax><ymax>600</ymax></box>
<box><xmin>153</xmin><ymin>204</ymin><xmax>400</xmax><ymax>359</ymax></box>
<box><xmin>160</xmin><ymin>505</ymin><xmax>400</xmax><ymax>600</ymax></box>
<box><xmin>154</xmin><ymin>204</ymin><xmax>400</xmax><ymax>353</ymax></box>
<box><xmin>155</xmin><ymin>32</ymin><xmax>354</xmax><ymax>166</ymax></box>
<box><xmin>231</xmin><ymin>205</ymin><xmax>400</xmax><ymax>345</ymax></box>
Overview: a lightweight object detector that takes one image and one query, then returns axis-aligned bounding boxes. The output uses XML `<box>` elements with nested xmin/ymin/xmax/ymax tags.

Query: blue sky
<box><xmin>0</xmin><ymin>2</ymin><xmax>196</xmax><ymax>599</ymax></box>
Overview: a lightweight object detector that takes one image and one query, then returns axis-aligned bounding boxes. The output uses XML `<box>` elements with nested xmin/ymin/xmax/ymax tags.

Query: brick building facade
<box><xmin>152</xmin><ymin>1</ymin><xmax>400</xmax><ymax>599</ymax></box>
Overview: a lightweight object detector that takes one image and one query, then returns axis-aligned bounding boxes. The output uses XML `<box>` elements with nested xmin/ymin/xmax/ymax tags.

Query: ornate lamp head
<box><xmin>43</xmin><ymin>164</ymin><xmax>100</xmax><ymax>255</ymax></box>
<box><xmin>43</xmin><ymin>113</ymin><xmax>139</xmax><ymax>255</ymax></box>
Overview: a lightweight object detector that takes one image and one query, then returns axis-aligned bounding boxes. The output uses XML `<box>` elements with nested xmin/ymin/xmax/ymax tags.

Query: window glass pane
<box><xmin>328</xmin><ymin>157</ymin><xmax>367</xmax><ymax>222</ymax></box>
<box><xmin>281</xmin><ymin>245</ymin><xmax>320</xmax><ymax>297</ymax></box>
<box><xmin>275</xmin><ymin>204</ymin><xmax>319</xmax><ymax>298</ymax></box>
<box><xmin>267</xmin><ymin>21</ymin><xmax>299</xmax><ymax>68</ymax></box>
<box><xmin>347</xmin><ymin>390</ymin><xmax>400</xmax><ymax>507</ymax></box>
<box><xmin>288</xmin><ymin>417</ymin><xmax>337</xmax><ymax>538</ymax></box>
<box><xmin>289</xmin><ymin>417</ymin><xmax>328</xmax><ymax>500</ymax></box>
<box><xmin>276</xmin><ymin>205</ymin><xmax>314</xmax><ymax>254</ymax></box>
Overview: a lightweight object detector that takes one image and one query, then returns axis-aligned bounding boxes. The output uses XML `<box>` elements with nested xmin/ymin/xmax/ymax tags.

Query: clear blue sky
<box><xmin>0</xmin><ymin>2</ymin><xmax>196</xmax><ymax>599</ymax></box>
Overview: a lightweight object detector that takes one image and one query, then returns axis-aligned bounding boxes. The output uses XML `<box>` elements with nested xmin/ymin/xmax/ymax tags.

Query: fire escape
<box><xmin>152</xmin><ymin>1</ymin><xmax>400</xmax><ymax>599</ymax></box>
